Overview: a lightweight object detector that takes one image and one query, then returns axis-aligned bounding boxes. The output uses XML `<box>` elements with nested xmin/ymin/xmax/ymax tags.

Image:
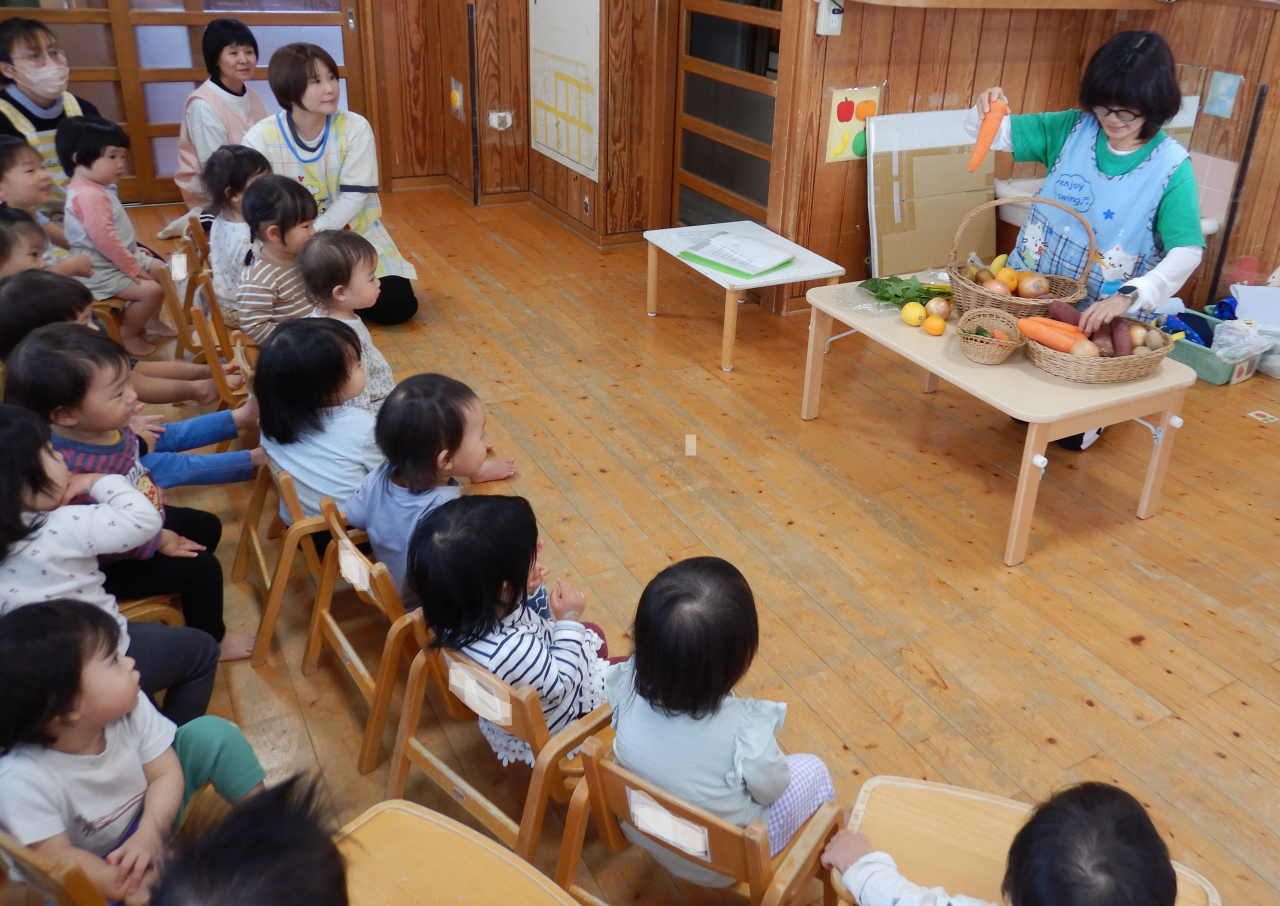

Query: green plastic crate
<box><xmin>1165</xmin><ymin>312</ymin><xmax>1246</xmax><ymax>385</ymax></box>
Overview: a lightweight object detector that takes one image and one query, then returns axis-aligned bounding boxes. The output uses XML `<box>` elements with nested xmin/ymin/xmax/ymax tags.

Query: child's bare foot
<box><xmin>486</xmin><ymin>442</ymin><xmax>494</xmax><ymax>452</ymax></box>
<box><xmin>146</xmin><ymin>318</ymin><xmax>178</xmax><ymax>338</ymax></box>
<box><xmin>192</xmin><ymin>378</ymin><xmax>219</xmax><ymax>406</ymax></box>
<box><xmin>218</xmin><ymin>632</ymin><xmax>255</xmax><ymax>661</ymax></box>
<box><xmin>472</xmin><ymin>457</ymin><xmax>517</xmax><ymax>483</ymax></box>
<box><xmin>122</xmin><ymin>334</ymin><xmax>157</xmax><ymax>356</ymax></box>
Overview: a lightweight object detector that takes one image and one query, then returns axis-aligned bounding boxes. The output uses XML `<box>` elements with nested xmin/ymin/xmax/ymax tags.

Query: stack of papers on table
<box><xmin>679</xmin><ymin>232</ymin><xmax>795</xmax><ymax>279</ymax></box>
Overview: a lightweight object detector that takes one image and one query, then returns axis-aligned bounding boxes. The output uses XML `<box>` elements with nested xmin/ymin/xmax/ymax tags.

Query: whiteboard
<box><xmin>529</xmin><ymin>0</ymin><xmax>599</xmax><ymax>182</ymax></box>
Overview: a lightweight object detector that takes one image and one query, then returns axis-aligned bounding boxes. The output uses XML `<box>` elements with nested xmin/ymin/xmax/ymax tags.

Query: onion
<box><xmin>924</xmin><ymin>298</ymin><xmax>952</xmax><ymax>321</ymax></box>
<box><xmin>1017</xmin><ymin>273</ymin><xmax>1051</xmax><ymax>298</ymax></box>
<box><xmin>982</xmin><ymin>279</ymin><xmax>1012</xmax><ymax>296</ymax></box>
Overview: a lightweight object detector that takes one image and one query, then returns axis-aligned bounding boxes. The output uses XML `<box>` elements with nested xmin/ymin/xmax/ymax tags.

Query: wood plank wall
<box><xmin>786</xmin><ymin>0</ymin><xmax>1280</xmax><ymax>307</ymax></box>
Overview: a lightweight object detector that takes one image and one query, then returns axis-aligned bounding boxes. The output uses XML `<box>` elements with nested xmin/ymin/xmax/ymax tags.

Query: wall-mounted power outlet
<box><xmin>488</xmin><ymin>110</ymin><xmax>513</xmax><ymax>131</ymax></box>
<box><xmin>583</xmin><ymin>196</ymin><xmax>590</xmax><ymax>216</ymax></box>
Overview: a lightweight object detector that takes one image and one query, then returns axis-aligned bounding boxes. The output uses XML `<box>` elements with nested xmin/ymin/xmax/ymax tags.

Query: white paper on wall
<box><xmin>529</xmin><ymin>0</ymin><xmax>599</xmax><ymax>181</ymax></box>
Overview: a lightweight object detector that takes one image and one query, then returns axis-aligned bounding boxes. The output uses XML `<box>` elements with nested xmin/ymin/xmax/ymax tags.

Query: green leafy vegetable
<box><xmin>861</xmin><ymin>276</ymin><xmax>951</xmax><ymax>308</ymax></box>
<box><xmin>962</xmin><ymin>327</ymin><xmax>993</xmax><ymax>338</ymax></box>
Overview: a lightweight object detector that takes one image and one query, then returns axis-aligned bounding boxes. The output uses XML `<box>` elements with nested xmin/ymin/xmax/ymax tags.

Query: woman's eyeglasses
<box><xmin>1093</xmin><ymin>106</ymin><xmax>1140</xmax><ymax>123</ymax></box>
<box><xmin>12</xmin><ymin>48</ymin><xmax>67</xmax><ymax>66</ymax></box>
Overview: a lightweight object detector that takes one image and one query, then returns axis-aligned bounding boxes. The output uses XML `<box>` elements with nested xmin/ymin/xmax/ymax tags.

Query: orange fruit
<box><xmin>996</xmin><ymin>267</ymin><xmax>1019</xmax><ymax>291</ymax></box>
<box><xmin>923</xmin><ymin>315</ymin><xmax>946</xmax><ymax>336</ymax></box>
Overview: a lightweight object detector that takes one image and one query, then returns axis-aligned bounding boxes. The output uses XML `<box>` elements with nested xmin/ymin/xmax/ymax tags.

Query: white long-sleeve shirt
<box><xmin>184</xmin><ymin>81</ymin><xmax>257</xmax><ymax>163</ymax></box>
<box><xmin>0</xmin><ymin>475</ymin><xmax>164</xmax><ymax>650</ymax></box>
<box><xmin>842</xmin><ymin>852</ymin><xmax>995</xmax><ymax>906</ymax></box>
<box><xmin>962</xmin><ymin>105</ymin><xmax>1203</xmax><ymax>312</ymax></box>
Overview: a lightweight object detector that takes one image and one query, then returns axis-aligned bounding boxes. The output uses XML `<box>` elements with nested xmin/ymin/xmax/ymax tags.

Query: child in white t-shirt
<box><xmin>0</xmin><ymin>600</ymin><xmax>265</xmax><ymax>906</ymax></box>
<box><xmin>201</xmin><ymin>144</ymin><xmax>269</xmax><ymax>329</ymax></box>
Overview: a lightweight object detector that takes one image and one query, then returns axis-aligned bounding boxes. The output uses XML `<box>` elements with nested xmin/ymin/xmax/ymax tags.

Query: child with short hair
<box><xmin>0</xmin><ymin>405</ymin><xmax>219</xmax><ymax>724</ymax></box>
<box><xmin>0</xmin><ymin>600</ymin><xmax>265</xmax><ymax>905</ymax></box>
<box><xmin>409</xmin><ymin>494</ymin><xmax>609</xmax><ymax>766</ymax></box>
<box><xmin>4</xmin><ymin>323</ymin><xmax>261</xmax><ymax>661</ymax></box>
<box><xmin>203</xmin><ymin>144</ymin><xmax>270</xmax><ymax>329</ymax></box>
<box><xmin>345</xmin><ymin>373</ymin><xmax>516</xmax><ymax>605</ymax></box>
<box><xmin>151</xmin><ymin>774</ymin><xmax>347</xmax><ymax>906</ymax></box>
<box><xmin>605</xmin><ymin>557</ymin><xmax>835</xmax><ymax>887</ymax></box>
<box><xmin>255</xmin><ymin>317</ymin><xmax>376</xmax><ymax>520</ymax></box>
<box><xmin>0</xmin><ymin>269</ymin><xmax>242</xmax><ymax>407</ymax></box>
<box><xmin>236</xmin><ymin>174</ymin><xmax>316</xmax><ymax>343</ymax></box>
<box><xmin>0</xmin><ymin>134</ymin><xmax>92</xmax><ymax>275</ymax></box>
<box><xmin>57</xmin><ymin>115</ymin><xmax>173</xmax><ymax>357</ymax></box>
<box><xmin>297</xmin><ymin>229</ymin><xmax>395</xmax><ymax>414</ymax></box>
<box><xmin>0</xmin><ymin>204</ymin><xmax>45</xmax><ymax>277</ymax></box>
<box><xmin>822</xmin><ymin>782</ymin><xmax>1177</xmax><ymax>906</ymax></box>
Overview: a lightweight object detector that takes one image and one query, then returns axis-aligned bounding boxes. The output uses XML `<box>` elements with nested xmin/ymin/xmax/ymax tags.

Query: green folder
<box><xmin>678</xmin><ymin>250</ymin><xmax>795</xmax><ymax>281</ymax></box>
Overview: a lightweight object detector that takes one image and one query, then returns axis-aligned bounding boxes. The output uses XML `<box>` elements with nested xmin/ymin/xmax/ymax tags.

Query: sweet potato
<box><xmin>1047</xmin><ymin>300</ymin><xmax>1082</xmax><ymax>326</ymax></box>
<box><xmin>1112</xmin><ymin>318</ymin><xmax>1133</xmax><ymax>356</ymax></box>
<box><xmin>1090</xmin><ymin>326</ymin><xmax>1115</xmax><ymax>357</ymax></box>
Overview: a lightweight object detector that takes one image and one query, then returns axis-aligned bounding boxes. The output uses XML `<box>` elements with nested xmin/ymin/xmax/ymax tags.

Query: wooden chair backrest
<box><xmin>0</xmin><ymin>829</ymin><xmax>107</xmax><ymax>906</ymax></box>
<box><xmin>189</xmin><ymin>272</ymin><xmax>235</xmax><ymax>364</ymax></box>
<box><xmin>190</xmin><ymin>307</ymin><xmax>244</xmax><ymax>409</ymax></box>
<box><xmin>579</xmin><ymin>735</ymin><xmax>774</xmax><ymax>894</ymax></box>
<box><xmin>185</xmin><ymin>212</ymin><xmax>209</xmax><ymax>267</ymax></box>
<box><xmin>265</xmin><ymin>457</ymin><xmax>309</xmax><ymax>528</ymax></box>
<box><xmin>844</xmin><ymin>777</ymin><xmax>1220</xmax><ymax>906</ymax></box>
<box><xmin>318</xmin><ymin>496</ymin><xmax>409</xmax><ymax>626</ymax></box>
<box><xmin>436</xmin><ymin>647</ymin><xmax>553</xmax><ymax>753</ymax></box>
<box><xmin>117</xmin><ymin>596</ymin><xmax>184</xmax><ymax>626</ymax></box>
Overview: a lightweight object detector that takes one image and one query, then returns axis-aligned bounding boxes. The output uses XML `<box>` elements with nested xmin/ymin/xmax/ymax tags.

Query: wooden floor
<box><xmin>134</xmin><ymin>189</ymin><xmax>1280</xmax><ymax>906</ymax></box>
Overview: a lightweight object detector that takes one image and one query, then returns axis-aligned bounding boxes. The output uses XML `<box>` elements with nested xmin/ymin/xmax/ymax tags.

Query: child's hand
<box><xmin>250</xmin><ymin>446</ymin><xmax>266</xmax><ymax>466</ymax></box>
<box><xmin>134</xmin><ymin>268</ymin><xmax>157</xmax><ymax>284</ymax></box>
<box><xmin>59</xmin><ymin>472</ymin><xmax>108</xmax><ymax>504</ymax></box>
<box><xmin>548</xmin><ymin>578</ymin><xmax>587</xmax><ymax>621</ymax></box>
<box><xmin>820</xmin><ymin>830</ymin><xmax>875</xmax><ymax>875</ymax></box>
<box><xmin>527</xmin><ymin>539</ymin><xmax>549</xmax><ymax>593</ymax></box>
<box><xmin>54</xmin><ymin>254</ymin><xmax>94</xmax><ymax>277</ymax></box>
<box><xmin>107</xmin><ymin>825</ymin><xmax>163</xmax><ymax>895</ymax></box>
<box><xmin>975</xmin><ymin>86</ymin><xmax>1006</xmax><ymax>115</ymax></box>
<box><xmin>156</xmin><ymin>529</ymin><xmax>205</xmax><ymax>559</ymax></box>
<box><xmin>232</xmin><ymin>395</ymin><xmax>259</xmax><ymax>430</ymax></box>
<box><xmin>129</xmin><ymin>409</ymin><xmax>167</xmax><ymax>447</ymax></box>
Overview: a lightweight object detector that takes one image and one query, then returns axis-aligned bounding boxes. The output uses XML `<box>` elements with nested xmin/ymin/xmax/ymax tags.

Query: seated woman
<box><xmin>0</xmin><ymin>18</ymin><xmax>102</xmax><ymax>224</ymax></box>
<box><xmin>161</xmin><ymin>18</ymin><xmax>268</xmax><ymax>238</ymax></box>
<box><xmin>243</xmin><ymin>43</ymin><xmax>418</xmax><ymax>326</ymax></box>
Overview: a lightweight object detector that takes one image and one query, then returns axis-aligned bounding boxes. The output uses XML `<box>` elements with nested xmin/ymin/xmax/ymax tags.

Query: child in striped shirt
<box><xmin>409</xmin><ymin>494</ymin><xmax>612</xmax><ymax>767</ymax></box>
<box><xmin>236</xmin><ymin>174</ymin><xmax>315</xmax><ymax>343</ymax></box>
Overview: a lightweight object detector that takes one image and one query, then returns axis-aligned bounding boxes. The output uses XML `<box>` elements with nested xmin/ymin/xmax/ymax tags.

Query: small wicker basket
<box><xmin>957</xmin><ymin>308</ymin><xmax>1023</xmax><ymax>365</ymax></box>
<box><xmin>1024</xmin><ymin>317</ymin><xmax>1174</xmax><ymax>383</ymax></box>
<box><xmin>947</xmin><ymin>197</ymin><xmax>1096</xmax><ymax>318</ymax></box>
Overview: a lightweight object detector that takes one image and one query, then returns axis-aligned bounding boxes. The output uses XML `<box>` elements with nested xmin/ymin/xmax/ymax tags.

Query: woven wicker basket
<box><xmin>948</xmin><ymin>197</ymin><xmax>1095</xmax><ymax>318</ymax></box>
<box><xmin>957</xmin><ymin>308</ymin><xmax>1023</xmax><ymax>364</ymax></box>
<box><xmin>1024</xmin><ymin>318</ymin><xmax>1174</xmax><ymax>383</ymax></box>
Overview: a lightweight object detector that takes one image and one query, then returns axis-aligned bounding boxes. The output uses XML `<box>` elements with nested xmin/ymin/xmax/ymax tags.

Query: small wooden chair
<box><xmin>0</xmin><ymin>828</ymin><xmax>107</xmax><ymax>906</ymax></box>
<box><xmin>304</xmin><ymin>496</ymin><xmax>420</xmax><ymax>774</ymax></box>
<box><xmin>830</xmin><ymin>776</ymin><xmax>1221</xmax><ymax>906</ymax></box>
<box><xmin>232</xmin><ymin>460</ymin><xmax>331</xmax><ymax>667</ymax></box>
<box><xmin>557</xmin><ymin>735</ymin><xmax>842</xmax><ymax>906</ymax></box>
<box><xmin>154</xmin><ymin>264</ymin><xmax>198</xmax><ymax>360</ymax></box>
<box><xmin>118</xmin><ymin>595</ymin><xmax>184</xmax><ymax>626</ymax></box>
<box><xmin>190</xmin><ymin>306</ymin><xmax>248</xmax><ymax>419</ymax></box>
<box><xmin>387</xmin><ymin>618</ymin><xmax>614</xmax><ymax>862</ymax></box>
<box><xmin>184</xmin><ymin>211</ymin><xmax>209</xmax><ymax>271</ymax></box>
<box><xmin>89</xmin><ymin>299</ymin><xmax>125</xmax><ymax>344</ymax></box>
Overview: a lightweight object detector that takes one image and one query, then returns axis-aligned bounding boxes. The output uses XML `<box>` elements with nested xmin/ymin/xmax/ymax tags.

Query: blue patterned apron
<box><xmin>1015</xmin><ymin>115</ymin><xmax>1187</xmax><ymax>307</ymax></box>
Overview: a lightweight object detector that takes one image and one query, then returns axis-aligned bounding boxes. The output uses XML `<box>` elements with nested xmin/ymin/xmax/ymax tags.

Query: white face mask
<box><xmin>13</xmin><ymin>59</ymin><xmax>69</xmax><ymax>101</ymax></box>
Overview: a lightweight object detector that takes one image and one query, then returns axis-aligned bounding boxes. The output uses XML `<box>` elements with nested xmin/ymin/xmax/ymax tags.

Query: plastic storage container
<box><xmin>1166</xmin><ymin>311</ymin><xmax>1261</xmax><ymax>385</ymax></box>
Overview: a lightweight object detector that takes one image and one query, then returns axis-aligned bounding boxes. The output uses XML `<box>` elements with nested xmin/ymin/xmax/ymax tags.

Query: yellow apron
<box><xmin>0</xmin><ymin>92</ymin><xmax>82</xmax><ymax>220</ymax></box>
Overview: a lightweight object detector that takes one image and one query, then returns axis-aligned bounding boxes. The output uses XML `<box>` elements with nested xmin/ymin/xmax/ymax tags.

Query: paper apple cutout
<box><xmin>836</xmin><ymin>99</ymin><xmax>855</xmax><ymax>122</ymax></box>
<box><xmin>855</xmin><ymin>100</ymin><xmax>877</xmax><ymax>121</ymax></box>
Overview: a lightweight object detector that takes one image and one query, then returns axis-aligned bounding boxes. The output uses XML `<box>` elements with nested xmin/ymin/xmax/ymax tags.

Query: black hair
<box><xmin>0</xmin><ymin>134</ymin><xmax>42</xmax><ymax>179</ymax></box>
<box><xmin>1079</xmin><ymin>32</ymin><xmax>1182</xmax><ymax>143</ymax></box>
<box><xmin>296</xmin><ymin>230</ymin><xmax>379</xmax><ymax>306</ymax></box>
<box><xmin>152</xmin><ymin>774</ymin><xmax>347</xmax><ymax>906</ymax></box>
<box><xmin>0</xmin><ymin>600</ymin><xmax>121</xmax><ymax>754</ymax></box>
<box><xmin>54</xmin><ymin>115</ymin><xmax>130</xmax><ymax>179</ymax></box>
<box><xmin>3</xmin><ymin>322</ymin><xmax>129</xmax><ymax>421</ymax></box>
<box><xmin>0</xmin><ymin>19</ymin><xmax>57</xmax><ymax>88</ymax></box>
<box><xmin>631</xmin><ymin>557</ymin><xmax>758</xmax><ymax>719</ymax></box>
<box><xmin>0</xmin><ymin>205</ymin><xmax>45</xmax><ymax>268</ymax></box>
<box><xmin>0</xmin><ymin>404</ymin><xmax>55</xmax><ymax>562</ymax></box>
<box><xmin>408</xmin><ymin>495</ymin><xmax>539</xmax><ymax>650</ymax></box>
<box><xmin>201</xmin><ymin>144</ymin><xmax>271</xmax><ymax>218</ymax></box>
<box><xmin>1003</xmin><ymin>782</ymin><xmax>1177</xmax><ymax>906</ymax></box>
<box><xmin>375</xmin><ymin>374</ymin><xmax>479</xmax><ymax>492</ymax></box>
<box><xmin>0</xmin><ymin>270</ymin><xmax>93</xmax><ymax>359</ymax></box>
<box><xmin>267</xmin><ymin>43</ymin><xmax>340</xmax><ymax>112</ymax></box>
<box><xmin>254</xmin><ymin>318</ymin><xmax>361</xmax><ymax>445</ymax></box>
<box><xmin>201</xmin><ymin>18</ymin><xmax>259</xmax><ymax>81</ymax></box>
<box><xmin>242</xmin><ymin>174</ymin><xmax>318</xmax><ymax>247</ymax></box>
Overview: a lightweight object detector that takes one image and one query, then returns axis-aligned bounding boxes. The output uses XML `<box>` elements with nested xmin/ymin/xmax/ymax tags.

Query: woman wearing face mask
<box><xmin>157</xmin><ymin>18</ymin><xmax>268</xmax><ymax>239</ymax></box>
<box><xmin>966</xmin><ymin>30</ymin><xmax>1203</xmax><ymax>451</ymax></box>
<box><xmin>0</xmin><ymin>19</ymin><xmax>101</xmax><ymax>220</ymax></box>
<box><xmin>242</xmin><ymin>43</ymin><xmax>418</xmax><ymax>326</ymax></box>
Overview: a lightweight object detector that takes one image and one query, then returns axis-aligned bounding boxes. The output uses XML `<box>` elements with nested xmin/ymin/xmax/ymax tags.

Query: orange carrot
<box><xmin>970</xmin><ymin>96</ymin><xmax>1008</xmax><ymax>172</ymax></box>
<box><xmin>1017</xmin><ymin>318</ymin><xmax>1077</xmax><ymax>352</ymax></box>
<box><xmin>1023</xmin><ymin>317</ymin><xmax>1086</xmax><ymax>340</ymax></box>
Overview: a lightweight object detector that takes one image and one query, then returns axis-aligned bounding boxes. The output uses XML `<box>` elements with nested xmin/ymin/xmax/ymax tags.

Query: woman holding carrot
<box><xmin>968</xmin><ymin>30</ymin><xmax>1203</xmax><ymax>449</ymax></box>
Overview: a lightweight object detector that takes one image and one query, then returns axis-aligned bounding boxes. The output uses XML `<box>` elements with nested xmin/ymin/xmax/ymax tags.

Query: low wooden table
<box><xmin>803</xmin><ymin>281</ymin><xmax>1197</xmax><ymax>566</ymax></box>
<box><xmin>643</xmin><ymin>221</ymin><xmax>844</xmax><ymax>372</ymax></box>
<box><xmin>339</xmin><ymin>800</ymin><xmax>578</xmax><ymax>906</ymax></box>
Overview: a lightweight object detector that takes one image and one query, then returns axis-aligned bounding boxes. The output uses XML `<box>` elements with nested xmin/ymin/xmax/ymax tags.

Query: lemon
<box><xmin>901</xmin><ymin>302</ymin><xmax>926</xmax><ymax>326</ymax></box>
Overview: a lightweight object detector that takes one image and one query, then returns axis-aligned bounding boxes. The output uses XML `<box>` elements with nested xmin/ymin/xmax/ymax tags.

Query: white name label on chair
<box><xmin>448</xmin><ymin>663</ymin><xmax>512</xmax><ymax>726</ymax></box>
<box><xmin>169</xmin><ymin>251</ymin><xmax>188</xmax><ymax>282</ymax></box>
<box><xmin>338</xmin><ymin>541</ymin><xmax>371</xmax><ymax>593</ymax></box>
<box><xmin>628</xmin><ymin>788</ymin><xmax>710</xmax><ymax>860</ymax></box>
